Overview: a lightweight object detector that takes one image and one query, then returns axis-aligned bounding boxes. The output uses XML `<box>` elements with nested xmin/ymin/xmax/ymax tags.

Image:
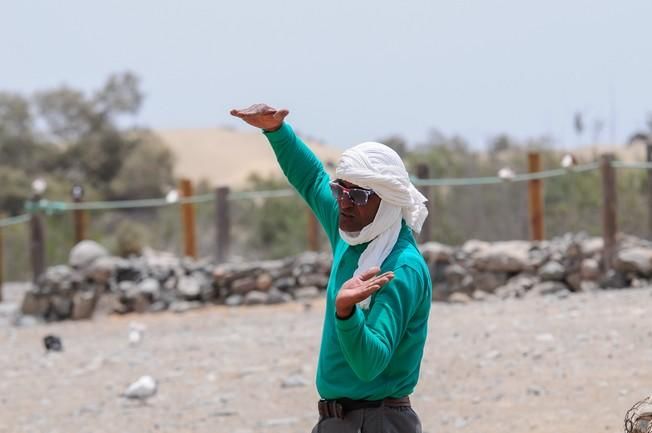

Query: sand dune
<box><xmin>155</xmin><ymin>127</ymin><xmax>342</xmax><ymax>188</ymax></box>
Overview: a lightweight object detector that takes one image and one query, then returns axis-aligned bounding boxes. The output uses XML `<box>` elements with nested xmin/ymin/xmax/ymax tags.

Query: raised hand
<box><xmin>335</xmin><ymin>267</ymin><xmax>394</xmax><ymax>318</ymax></box>
<box><xmin>230</xmin><ymin>103</ymin><xmax>289</xmax><ymax>131</ymax></box>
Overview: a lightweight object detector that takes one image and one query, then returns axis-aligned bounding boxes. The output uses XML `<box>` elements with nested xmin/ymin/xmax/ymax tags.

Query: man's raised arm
<box><xmin>230</xmin><ymin>104</ymin><xmax>338</xmax><ymax>244</ymax></box>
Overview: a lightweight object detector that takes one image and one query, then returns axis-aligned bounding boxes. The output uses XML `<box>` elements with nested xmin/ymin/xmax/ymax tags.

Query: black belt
<box><xmin>318</xmin><ymin>396</ymin><xmax>411</xmax><ymax>419</ymax></box>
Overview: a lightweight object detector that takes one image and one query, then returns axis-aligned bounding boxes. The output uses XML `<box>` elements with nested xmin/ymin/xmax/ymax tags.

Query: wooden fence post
<box><xmin>307</xmin><ymin>209</ymin><xmax>320</xmax><ymax>252</ymax></box>
<box><xmin>30</xmin><ymin>201</ymin><xmax>46</xmax><ymax>284</ymax></box>
<box><xmin>601</xmin><ymin>154</ymin><xmax>617</xmax><ymax>271</ymax></box>
<box><xmin>215</xmin><ymin>186</ymin><xmax>230</xmax><ymax>264</ymax></box>
<box><xmin>416</xmin><ymin>163</ymin><xmax>432</xmax><ymax>243</ymax></box>
<box><xmin>647</xmin><ymin>142</ymin><xmax>652</xmax><ymax>239</ymax></box>
<box><xmin>527</xmin><ymin>152</ymin><xmax>544</xmax><ymax>241</ymax></box>
<box><xmin>71</xmin><ymin>184</ymin><xmax>86</xmax><ymax>245</ymax></box>
<box><xmin>0</xmin><ymin>220</ymin><xmax>3</xmax><ymax>302</ymax></box>
<box><xmin>179</xmin><ymin>178</ymin><xmax>197</xmax><ymax>258</ymax></box>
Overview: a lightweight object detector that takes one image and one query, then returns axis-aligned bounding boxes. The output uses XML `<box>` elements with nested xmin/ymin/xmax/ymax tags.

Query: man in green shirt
<box><xmin>231</xmin><ymin>104</ymin><xmax>432</xmax><ymax>433</ymax></box>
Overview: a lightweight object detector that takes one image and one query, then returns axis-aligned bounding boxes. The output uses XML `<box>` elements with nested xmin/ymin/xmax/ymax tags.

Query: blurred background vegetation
<box><xmin>1</xmin><ymin>72</ymin><xmax>650</xmax><ymax>280</ymax></box>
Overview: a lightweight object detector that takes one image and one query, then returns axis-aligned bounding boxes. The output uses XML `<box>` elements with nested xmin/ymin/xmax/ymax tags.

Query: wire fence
<box><xmin>0</xmin><ymin>158</ymin><xmax>650</xmax><ymax>281</ymax></box>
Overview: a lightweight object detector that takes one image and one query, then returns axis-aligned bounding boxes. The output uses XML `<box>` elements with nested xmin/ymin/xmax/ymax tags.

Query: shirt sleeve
<box><xmin>263</xmin><ymin>123</ymin><xmax>339</xmax><ymax>247</ymax></box>
<box><xmin>334</xmin><ymin>265</ymin><xmax>423</xmax><ymax>382</ymax></box>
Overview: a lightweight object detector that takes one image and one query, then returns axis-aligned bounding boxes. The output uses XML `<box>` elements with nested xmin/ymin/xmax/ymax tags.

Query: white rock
<box><xmin>474</xmin><ymin>241</ymin><xmax>532</xmax><ymax>273</ymax></box>
<box><xmin>580</xmin><ymin>237</ymin><xmax>603</xmax><ymax>257</ymax></box>
<box><xmin>538</xmin><ymin>261</ymin><xmax>565</xmax><ymax>281</ymax></box>
<box><xmin>281</xmin><ymin>374</ymin><xmax>309</xmax><ymax>388</ymax></box>
<box><xmin>448</xmin><ymin>292</ymin><xmax>472</xmax><ymax>304</ymax></box>
<box><xmin>580</xmin><ymin>258</ymin><xmax>601</xmax><ymax>280</ymax></box>
<box><xmin>419</xmin><ymin>242</ymin><xmax>454</xmax><ymax>263</ymax></box>
<box><xmin>461</xmin><ymin>240</ymin><xmax>491</xmax><ymax>256</ymax></box>
<box><xmin>69</xmin><ymin>240</ymin><xmax>109</xmax><ymax>270</ymax></box>
<box><xmin>614</xmin><ymin>248</ymin><xmax>652</xmax><ymax>276</ymax></box>
<box><xmin>177</xmin><ymin>276</ymin><xmax>201</xmax><ymax>299</ymax></box>
<box><xmin>535</xmin><ymin>333</ymin><xmax>555</xmax><ymax>342</ymax></box>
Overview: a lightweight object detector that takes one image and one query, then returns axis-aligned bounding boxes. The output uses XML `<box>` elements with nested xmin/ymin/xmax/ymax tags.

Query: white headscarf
<box><xmin>335</xmin><ymin>142</ymin><xmax>428</xmax><ymax>309</ymax></box>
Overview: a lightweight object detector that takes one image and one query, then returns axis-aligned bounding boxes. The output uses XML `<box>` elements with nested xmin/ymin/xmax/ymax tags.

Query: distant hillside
<box><xmin>155</xmin><ymin>127</ymin><xmax>342</xmax><ymax>188</ymax></box>
<box><xmin>156</xmin><ymin>127</ymin><xmax>649</xmax><ymax>189</ymax></box>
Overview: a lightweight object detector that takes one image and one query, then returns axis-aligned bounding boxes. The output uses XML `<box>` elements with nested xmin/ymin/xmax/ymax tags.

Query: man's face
<box><xmin>332</xmin><ymin>179</ymin><xmax>381</xmax><ymax>232</ymax></box>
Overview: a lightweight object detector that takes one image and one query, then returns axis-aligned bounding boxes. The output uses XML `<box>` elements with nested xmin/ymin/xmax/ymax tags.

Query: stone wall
<box><xmin>420</xmin><ymin>232</ymin><xmax>652</xmax><ymax>303</ymax></box>
<box><xmin>20</xmin><ymin>233</ymin><xmax>652</xmax><ymax>321</ymax></box>
<box><xmin>21</xmin><ymin>240</ymin><xmax>331</xmax><ymax>321</ymax></box>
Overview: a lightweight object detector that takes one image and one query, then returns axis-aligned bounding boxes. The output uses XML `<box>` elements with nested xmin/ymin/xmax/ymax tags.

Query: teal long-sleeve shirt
<box><xmin>264</xmin><ymin>123</ymin><xmax>432</xmax><ymax>400</ymax></box>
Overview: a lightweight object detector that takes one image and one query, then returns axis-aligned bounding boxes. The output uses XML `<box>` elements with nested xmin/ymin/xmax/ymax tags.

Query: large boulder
<box><xmin>20</xmin><ymin>291</ymin><xmax>50</xmax><ymax>316</ymax></box>
<box><xmin>472</xmin><ymin>271</ymin><xmax>508</xmax><ymax>293</ymax></box>
<box><xmin>473</xmin><ymin>241</ymin><xmax>532</xmax><ymax>273</ymax></box>
<box><xmin>614</xmin><ymin>247</ymin><xmax>652</xmax><ymax>276</ymax></box>
<box><xmin>39</xmin><ymin>265</ymin><xmax>77</xmax><ymax>294</ymax></box>
<box><xmin>580</xmin><ymin>237</ymin><xmax>603</xmax><ymax>257</ymax></box>
<box><xmin>419</xmin><ymin>242</ymin><xmax>454</xmax><ymax>264</ymax></box>
<box><xmin>444</xmin><ymin>264</ymin><xmax>473</xmax><ymax>295</ymax></box>
<box><xmin>69</xmin><ymin>240</ymin><xmax>109</xmax><ymax>271</ymax></box>
<box><xmin>538</xmin><ymin>261</ymin><xmax>565</xmax><ymax>281</ymax></box>
<box><xmin>71</xmin><ymin>290</ymin><xmax>99</xmax><ymax>320</ymax></box>
<box><xmin>580</xmin><ymin>258</ymin><xmax>601</xmax><ymax>280</ymax></box>
<box><xmin>177</xmin><ymin>275</ymin><xmax>202</xmax><ymax>300</ymax></box>
<box><xmin>494</xmin><ymin>274</ymin><xmax>539</xmax><ymax>299</ymax></box>
<box><xmin>527</xmin><ymin>281</ymin><xmax>570</xmax><ymax>297</ymax></box>
<box><xmin>461</xmin><ymin>240</ymin><xmax>491</xmax><ymax>256</ymax></box>
<box><xmin>87</xmin><ymin>256</ymin><xmax>118</xmax><ymax>284</ymax></box>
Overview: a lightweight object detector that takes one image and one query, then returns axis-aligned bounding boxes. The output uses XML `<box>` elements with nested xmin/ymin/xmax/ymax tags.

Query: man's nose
<box><xmin>339</xmin><ymin>194</ymin><xmax>354</xmax><ymax>209</ymax></box>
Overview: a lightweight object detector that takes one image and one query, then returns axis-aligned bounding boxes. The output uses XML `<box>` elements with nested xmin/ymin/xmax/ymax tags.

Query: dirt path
<box><xmin>1</xmin><ymin>287</ymin><xmax>651</xmax><ymax>433</ymax></box>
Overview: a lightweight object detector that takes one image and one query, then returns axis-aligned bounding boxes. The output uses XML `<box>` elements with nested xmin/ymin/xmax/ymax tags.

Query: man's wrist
<box><xmin>262</xmin><ymin>123</ymin><xmax>284</xmax><ymax>133</ymax></box>
<box><xmin>336</xmin><ymin>305</ymin><xmax>356</xmax><ymax>320</ymax></box>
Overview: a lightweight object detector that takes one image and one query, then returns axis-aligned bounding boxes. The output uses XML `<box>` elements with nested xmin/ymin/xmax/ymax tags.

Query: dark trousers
<box><xmin>311</xmin><ymin>405</ymin><xmax>422</xmax><ymax>433</ymax></box>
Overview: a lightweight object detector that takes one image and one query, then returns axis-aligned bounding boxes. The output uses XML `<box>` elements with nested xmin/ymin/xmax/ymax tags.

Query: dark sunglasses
<box><xmin>329</xmin><ymin>181</ymin><xmax>376</xmax><ymax>206</ymax></box>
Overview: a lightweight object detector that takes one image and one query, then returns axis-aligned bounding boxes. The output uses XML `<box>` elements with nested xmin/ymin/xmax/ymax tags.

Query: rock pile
<box><xmin>420</xmin><ymin>232</ymin><xmax>652</xmax><ymax>303</ymax></box>
<box><xmin>20</xmin><ymin>240</ymin><xmax>332</xmax><ymax>321</ymax></box>
<box><xmin>19</xmin><ymin>232</ymin><xmax>652</xmax><ymax>321</ymax></box>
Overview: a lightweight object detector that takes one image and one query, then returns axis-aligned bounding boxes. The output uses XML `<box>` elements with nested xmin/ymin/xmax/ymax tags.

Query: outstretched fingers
<box><xmin>369</xmin><ymin>272</ymin><xmax>394</xmax><ymax>286</ymax></box>
<box><xmin>231</xmin><ymin>103</ymin><xmax>277</xmax><ymax>117</ymax></box>
<box><xmin>358</xmin><ymin>267</ymin><xmax>381</xmax><ymax>281</ymax></box>
<box><xmin>358</xmin><ymin>273</ymin><xmax>394</xmax><ymax>299</ymax></box>
<box><xmin>273</xmin><ymin>108</ymin><xmax>289</xmax><ymax>117</ymax></box>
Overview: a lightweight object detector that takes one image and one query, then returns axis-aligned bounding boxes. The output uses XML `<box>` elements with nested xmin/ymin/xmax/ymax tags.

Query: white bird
<box><xmin>561</xmin><ymin>153</ymin><xmax>577</xmax><ymax>169</ymax></box>
<box><xmin>128</xmin><ymin>322</ymin><xmax>146</xmax><ymax>346</ymax></box>
<box><xmin>123</xmin><ymin>375</ymin><xmax>157</xmax><ymax>402</ymax></box>
<box><xmin>498</xmin><ymin>167</ymin><xmax>515</xmax><ymax>181</ymax></box>
<box><xmin>165</xmin><ymin>189</ymin><xmax>179</xmax><ymax>203</ymax></box>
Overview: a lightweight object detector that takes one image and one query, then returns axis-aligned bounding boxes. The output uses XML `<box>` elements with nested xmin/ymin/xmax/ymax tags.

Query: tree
<box><xmin>377</xmin><ymin>134</ymin><xmax>407</xmax><ymax>157</ymax></box>
<box><xmin>109</xmin><ymin>131</ymin><xmax>175</xmax><ymax>199</ymax></box>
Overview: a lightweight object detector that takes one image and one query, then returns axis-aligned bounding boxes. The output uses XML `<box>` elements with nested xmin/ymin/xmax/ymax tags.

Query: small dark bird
<box><xmin>43</xmin><ymin>335</ymin><xmax>63</xmax><ymax>352</ymax></box>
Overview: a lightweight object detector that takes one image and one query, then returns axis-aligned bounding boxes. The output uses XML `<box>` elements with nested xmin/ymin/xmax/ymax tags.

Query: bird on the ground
<box><xmin>43</xmin><ymin>335</ymin><xmax>63</xmax><ymax>352</ymax></box>
<box><xmin>123</xmin><ymin>375</ymin><xmax>157</xmax><ymax>403</ymax></box>
<box><xmin>128</xmin><ymin>322</ymin><xmax>146</xmax><ymax>346</ymax></box>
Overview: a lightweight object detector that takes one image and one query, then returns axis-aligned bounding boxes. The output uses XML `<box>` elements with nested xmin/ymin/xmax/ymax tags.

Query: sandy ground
<box><xmin>1</xmin><ymin>285</ymin><xmax>651</xmax><ymax>433</ymax></box>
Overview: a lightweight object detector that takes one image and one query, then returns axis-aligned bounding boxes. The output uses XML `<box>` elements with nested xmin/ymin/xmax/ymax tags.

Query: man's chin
<box><xmin>339</xmin><ymin>223</ymin><xmax>361</xmax><ymax>232</ymax></box>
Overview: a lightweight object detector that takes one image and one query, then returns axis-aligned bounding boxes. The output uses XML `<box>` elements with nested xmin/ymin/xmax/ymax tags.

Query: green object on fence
<box><xmin>611</xmin><ymin>161</ymin><xmax>652</xmax><ymax>170</ymax></box>
<box><xmin>0</xmin><ymin>214</ymin><xmax>31</xmax><ymax>228</ymax></box>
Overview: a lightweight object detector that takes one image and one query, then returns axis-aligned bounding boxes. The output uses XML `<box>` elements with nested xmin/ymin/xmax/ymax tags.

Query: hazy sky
<box><xmin>3</xmin><ymin>0</ymin><xmax>652</xmax><ymax>149</ymax></box>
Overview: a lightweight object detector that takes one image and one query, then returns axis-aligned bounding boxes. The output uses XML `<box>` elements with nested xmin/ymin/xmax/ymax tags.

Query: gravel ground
<box><xmin>1</xmin><ymin>285</ymin><xmax>651</xmax><ymax>433</ymax></box>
